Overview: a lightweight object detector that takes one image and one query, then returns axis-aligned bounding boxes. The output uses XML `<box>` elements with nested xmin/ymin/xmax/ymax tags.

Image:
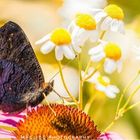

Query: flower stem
<box><xmin>77</xmin><ymin>54</ymin><xmax>83</xmax><ymax>109</ymax></box>
<box><xmin>122</xmin><ymin>85</ymin><xmax>140</xmax><ymax>110</ymax></box>
<box><xmin>105</xmin><ymin>77</ymin><xmax>140</xmax><ymax>132</ymax></box>
<box><xmin>100</xmin><ymin>31</ymin><xmax>106</xmax><ymax>40</ymax></box>
<box><xmin>84</xmin><ymin>62</ymin><xmax>103</xmax><ymax>81</ymax></box>
<box><xmin>57</xmin><ymin>61</ymin><xmax>79</xmax><ymax>107</ymax></box>
<box><xmin>84</xmin><ymin>94</ymin><xmax>96</xmax><ymax>114</ymax></box>
<box><xmin>84</xmin><ymin>31</ymin><xmax>106</xmax><ymax>78</ymax></box>
<box><xmin>84</xmin><ymin>59</ymin><xmax>92</xmax><ymax>77</ymax></box>
<box><xmin>116</xmin><ymin>73</ymin><xmax>139</xmax><ymax>115</ymax></box>
<box><xmin>103</xmin><ymin>121</ymin><xmax>115</xmax><ymax>132</ymax></box>
<box><xmin>124</xmin><ymin>101</ymin><xmax>140</xmax><ymax>113</ymax></box>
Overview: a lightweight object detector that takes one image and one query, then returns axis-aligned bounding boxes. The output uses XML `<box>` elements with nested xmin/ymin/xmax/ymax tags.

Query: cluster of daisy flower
<box><xmin>1</xmin><ymin>2</ymin><xmax>140</xmax><ymax>140</ymax></box>
<box><xmin>36</xmin><ymin>4</ymin><xmax>124</xmax><ymax>99</ymax></box>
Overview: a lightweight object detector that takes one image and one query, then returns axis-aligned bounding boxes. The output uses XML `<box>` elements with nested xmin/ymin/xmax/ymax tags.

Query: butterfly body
<box><xmin>0</xmin><ymin>21</ymin><xmax>53</xmax><ymax>113</ymax></box>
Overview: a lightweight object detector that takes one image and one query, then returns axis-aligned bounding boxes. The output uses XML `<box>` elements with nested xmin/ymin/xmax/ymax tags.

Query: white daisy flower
<box><xmin>35</xmin><ymin>28</ymin><xmax>75</xmax><ymax>61</ymax></box>
<box><xmin>83</xmin><ymin>68</ymin><xmax>120</xmax><ymax>98</ymax></box>
<box><xmin>59</xmin><ymin>0</ymin><xmax>107</xmax><ymax>21</ymax></box>
<box><xmin>91</xmin><ymin>4</ymin><xmax>125</xmax><ymax>34</ymax></box>
<box><xmin>88</xmin><ymin>40</ymin><xmax>123</xmax><ymax>74</ymax></box>
<box><xmin>68</xmin><ymin>13</ymin><xmax>99</xmax><ymax>53</ymax></box>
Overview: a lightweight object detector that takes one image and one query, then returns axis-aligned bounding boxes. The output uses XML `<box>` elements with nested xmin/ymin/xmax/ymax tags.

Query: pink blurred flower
<box><xmin>0</xmin><ymin>111</ymin><xmax>25</xmax><ymax>139</ymax></box>
<box><xmin>0</xmin><ymin>129</ymin><xmax>15</xmax><ymax>139</ymax></box>
<box><xmin>98</xmin><ymin>132</ymin><xmax>124</xmax><ymax>140</ymax></box>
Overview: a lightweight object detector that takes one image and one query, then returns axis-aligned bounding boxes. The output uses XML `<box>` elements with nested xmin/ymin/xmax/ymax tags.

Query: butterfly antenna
<box><xmin>48</xmin><ymin>81</ymin><xmax>71</xmax><ymax>103</ymax></box>
<box><xmin>52</xmin><ymin>88</ymin><xmax>71</xmax><ymax>103</ymax></box>
<box><xmin>48</xmin><ymin>56</ymin><xmax>77</xmax><ymax>103</ymax></box>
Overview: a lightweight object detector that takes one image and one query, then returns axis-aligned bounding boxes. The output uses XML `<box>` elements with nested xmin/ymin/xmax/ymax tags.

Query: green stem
<box><xmin>83</xmin><ymin>31</ymin><xmax>106</xmax><ymax>79</ymax></box>
<box><xmin>64</xmin><ymin>100</ymin><xmax>78</xmax><ymax>106</ymax></box>
<box><xmin>84</xmin><ymin>62</ymin><xmax>103</xmax><ymax>81</ymax></box>
<box><xmin>104</xmin><ymin>86</ymin><xmax>140</xmax><ymax>132</ymax></box>
<box><xmin>122</xmin><ymin>85</ymin><xmax>140</xmax><ymax>110</ymax></box>
<box><xmin>84</xmin><ymin>59</ymin><xmax>92</xmax><ymax>77</ymax></box>
<box><xmin>77</xmin><ymin>54</ymin><xmax>83</xmax><ymax>109</ymax></box>
<box><xmin>124</xmin><ymin>101</ymin><xmax>140</xmax><ymax>113</ymax></box>
<box><xmin>104</xmin><ymin>121</ymin><xmax>115</xmax><ymax>132</ymax></box>
<box><xmin>116</xmin><ymin>73</ymin><xmax>139</xmax><ymax>115</ymax></box>
<box><xmin>100</xmin><ymin>31</ymin><xmax>106</xmax><ymax>40</ymax></box>
<box><xmin>84</xmin><ymin>94</ymin><xmax>96</xmax><ymax>114</ymax></box>
<box><xmin>57</xmin><ymin>61</ymin><xmax>79</xmax><ymax>107</ymax></box>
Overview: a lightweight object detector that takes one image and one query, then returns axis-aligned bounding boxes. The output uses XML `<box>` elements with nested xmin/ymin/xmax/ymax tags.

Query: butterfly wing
<box><xmin>0</xmin><ymin>59</ymin><xmax>44</xmax><ymax>113</ymax></box>
<box><xmin>0</xmin><ymin>21</ymin><xmax>44</xmax><ymax>89</ymax></box>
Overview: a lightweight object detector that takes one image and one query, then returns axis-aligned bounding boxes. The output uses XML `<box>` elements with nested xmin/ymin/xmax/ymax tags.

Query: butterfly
<box><xmin>0</xmin><ymin>21</ymin><xmax>53</xmax><ymax>113</ymax></box>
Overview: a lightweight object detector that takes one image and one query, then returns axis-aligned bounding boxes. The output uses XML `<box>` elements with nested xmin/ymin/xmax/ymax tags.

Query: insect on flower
<box><xmin>0</xmin><ymin>104</ymin><xmax>101</xmax><ymax>139</ymax></box>
<box><xmin>0</xmin><ymin>21</ymin><xmax>54</xmax><ymax>113</ymax></box>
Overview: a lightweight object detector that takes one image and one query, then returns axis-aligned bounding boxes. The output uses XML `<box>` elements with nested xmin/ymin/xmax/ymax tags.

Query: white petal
<box><xmin>133</xmin><ymin>45</ymin><xmax>140</xmax><ymax>52</ymax></box>
<box><xmin>104</xmin><ymin>59</ymin><xmax>117</xmax><ymax>74</ymax></box>
<box><xmin>71</xmin><ymin>25</ymin><xmax>80</xmax><ymax>39</ymax></box>
<box><xmin>35</xmin><ymin>34</ymin><xmax>51</xmax><ymax>45</ymax></box>
<box><xmin>68</xmin><ymin>21</ymin><xmax>75</xmax><ymax>33</ymax></box>
<box><xmin>55</xmin><ymin>47</ymin><xmax>64</xmax><ymax>61</ymax></box>
<box><xmin>117</xmin><ymin>60</ymin><xmax>123</xmax><ymax>73</ymax></box>
<box><xmin>88</xmin><ymin>45</ymin><xmax>103</xmax><ymax>55</ymax></box>
<box><xmin>119</xmin><ymin>21</ymin><xmax>125</xmax><ymax>34</ymax></box>
<box><xmin>107</xmin><ymin>85</ymin><xmax>120</xmax><ymax>93</ymax></box>
<box><xmin>94</xmin><ymin>11</ymin><xmax>107</xmax><ymax>23</ymax></box>
<box><xmin>72</xmin><ymin>27</ymin><xmax>87</xmax><ymax>47</ymax></box>
<box><xmin>95</xmin><ymin>84</ymin><xmax>106</xmax><ymax>92</ymax></box>
<box><xmin>102</xmin><ymin>76</ymin><xmax>110</xmax><ymax>83</ymax></box>
<box><xmin>74</xmin><ymin>29</ymin><xmax>87</xmax><ymax>45</ymax></box>
<box><xmin>91</xmin><ymin>52</ymin><xmax>105</xmax><ymax>62</ymax></box>
<box><xmin>101</xmin><ymin>16</ymin><xmax>112</xmax><ymax>31</ymax></box>
<box><xmin>62</xmin><ymin>46</ymin><xmax>75</xmax><ymax>59</ymax></box>
<box><xmin>105</xmin><ymin>88</ymin><xmax>117</xmax><ymax>98</ymax></box>
<box><xmin>72</xmin><ymin>44</ymin><xmax>82</xmax><ymax>53</ymax></box>
<box><xmin>88</xmin><ymin>30</ymin><xmax>99</xmax><ymax>42</ymax></box>
<box><xmin>87</xmin><ymin>71</ymin><xmax>100</xmax><ymax>83</ymax></box>
<box><xmin>98</xmin><ymin>39</ymin><xmax>107</xmax><ymax>45</ymax></box>
<box><xmin>110</xmin><ymin>19</ymin><xmax>120</xmax><ymax>32</ymax></box>
<box><xmin>40</xmin><ymin>41</ymin><xmax>55</xmax><ymax>54</ymax></box>
<box><xmin>90</xmin><ymin>9</ymin><xmax>103</xmax><ymax>15</ymax></box>
<box><xmin>77</xmin><ymin>28</ymin><xmax>86</xmax><ymax>37</ymax></box>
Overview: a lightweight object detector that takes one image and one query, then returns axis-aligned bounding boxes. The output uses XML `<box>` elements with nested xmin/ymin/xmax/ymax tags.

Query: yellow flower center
<box><xmin>104</xmin><ymin>4</ymin><xmax>124</xmax><ymax>20</ymax></box>
<box><xmin>104</xmin><ymin>42</ymin><xmax>121</xmax><ymax>60</ymax></box>
<box><xmin>50</xmin><ymin>28</ymin><xmax>71</xmax><ymax>45</ymax></box>
<box><xmin>75</xmin><ymin>13</ymin><xmax>96</xmax><ymax>30</ymax></box>
<box><xmin>98</xmin><ymin>76</ymin><xmax>110</xmax><ymax>86</ymax></box>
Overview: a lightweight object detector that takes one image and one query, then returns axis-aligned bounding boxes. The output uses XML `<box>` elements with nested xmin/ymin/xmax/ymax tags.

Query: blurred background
<box><xmin>0</xmin><ymin>0</ymin><xmax>140</xmax><ymax>139</ymax></box>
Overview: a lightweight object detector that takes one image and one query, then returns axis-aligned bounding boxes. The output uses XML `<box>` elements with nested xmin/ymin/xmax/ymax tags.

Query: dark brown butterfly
<box><xmin>0</xmin><ymin>21</ymin><xmax>53</xmax><ymax>113</ymax></box>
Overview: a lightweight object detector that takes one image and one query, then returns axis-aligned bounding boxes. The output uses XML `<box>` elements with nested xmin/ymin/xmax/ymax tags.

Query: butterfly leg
<box><xmin>42</xmin><ymin>93</ymin><xmax>56</xmax><ymax>116</ymax></box>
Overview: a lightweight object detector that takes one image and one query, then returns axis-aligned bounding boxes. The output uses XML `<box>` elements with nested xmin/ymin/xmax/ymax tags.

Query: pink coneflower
<box><xmin>98</xmin><ymin>132</ymin><xmax>124</xmax><ymax>140</ymax></box>
<box><xmin>0</xmin><ymin>104</ymin><xmax>101</xmax><ymax>140</ymax></box>
<box><xmin>0</xmin><ymin>112</ymin><xmax>25</xmax><ymax>139</ymax></box>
